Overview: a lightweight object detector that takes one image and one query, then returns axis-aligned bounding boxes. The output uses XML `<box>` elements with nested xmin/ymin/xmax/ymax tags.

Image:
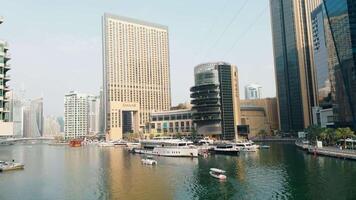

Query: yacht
<box><xmin>137</xmin><ymin>137</ymin><xmax>198</xmax><ymax>157</ymax></box>
<box><xmin>213</xmin><ymin>143</ymin><xmax>239</xmax><ymax>155</ymax></box>
<box><xmin>234</xmin><ymin>141</ymin><xmax>258</xmax><ymax>152</ymax></box>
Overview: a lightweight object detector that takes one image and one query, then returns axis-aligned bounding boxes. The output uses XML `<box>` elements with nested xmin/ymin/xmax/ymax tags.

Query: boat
<box><xmin>126</xmin><ymin>142</ymin><xmax>141</xmax><ymax>152</ymax></box>
<box><xmin>97</xmin><ymin>142</ymin><xmax>115</xmax><ymax>147</ymax></box>
<box><xmin>69</xmin><ymin>139</ymin><xmax>82</xmax><ymax>147</ymax></box>
<box><xmin>0</xmin><ymin>161</ymin><xmax>24</xmax><ymax>172</ymax></box>
<box><xmin>137</xmin><ymin>137</ymin><xmax>198</xmax><ymax>157</ymax></box>
<box><xmin>141</xmin><ymin>156</ymin><xmax>157</xmax><ymax>165</ymax></box>
<box><xmin>209</xmin><ymin>168</ymin><xmax>227</xmax><ymax>180</ymax></box>
<box><xmin>198</xmin><ymin>137</ymin><xmax>214</xmax><ymax>145</ymax></box>
<box><xmin>213</xmin><ymin>143</ymin><xmax>239</xmax><ymax>155</ymax></box>
<box><xmin>112</xmin><ymin>140</ymin><xmax>127</xmax><ymax>146</ymax></box>
<box><xmin>234</xmin><ymin>141</ymin><xmax>258</xmax><ymax>152</ymax></box>
<box><xmin>260</xmin><ymin>145</ymin><xmax>270</xmax><ymax>149</ymax></box>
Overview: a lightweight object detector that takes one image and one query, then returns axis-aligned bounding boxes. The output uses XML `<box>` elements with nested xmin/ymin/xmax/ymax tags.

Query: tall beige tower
<box><xmin>102</xmin><ymin>14</ymin><xmax>171</xmax><ymax>140</ymax></box>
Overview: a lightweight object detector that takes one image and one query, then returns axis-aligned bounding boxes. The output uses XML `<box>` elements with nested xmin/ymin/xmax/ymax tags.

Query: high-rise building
<box><xmin>57</xmin><ymin>116</ymin><xmax>64</xmax><ymax>133</ymax></box>
<box><xmin>102</xmin><ymin>14</ymin><xmax>171</xmax><ymax>140</ymax></box>
<box><xmin>190</xmin><ymin>62</ymin><xmax>240</xmax><ymax>140</ymax></box>
<box><xmin>9</xmin><ymin>91</ymin><xmax>25</xmax><ymax>137</ymax></box>
<box><xmin>22</xmin><ymin>98</ymin><xmax>44</xmax><ymax>138</ymax></box>
<box><xmin>43</xmin><ymin>115</ymin><xmax>61</xmax><ymax>136</ymax></box>
<box><xmin>0</xmin><ymin>17</ymin><xmax>14</xmax><ymax>137</ymax></box>
<box><xmin>270</xmin><ymin>0</ymin><xmax>321</xmax><ymax>132</ymax></box>
<box><xmin>88</xmin><ymin>95</ymin><xmax>101</xmax><ymax>135</ymax></box>
<box><xmin>310</xmin><ymin>1</ymin><xmax>356</xmax><ymax>129</ymax></box>
<box><xmin>244</xmin><ymin>84</ymin><xmax>262</xmax><ymax>100</ymax></box>
<box><xmin>64</xmin><ymin>91</ymin><xmax>89</xmax><ymax>139</ymax></box>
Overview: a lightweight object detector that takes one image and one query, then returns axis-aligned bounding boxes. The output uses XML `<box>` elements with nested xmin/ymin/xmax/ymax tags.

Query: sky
<box><xmin>1</xmin><ymin>0</ymin><xmax>275</xmax><ymax>117</ymax></box>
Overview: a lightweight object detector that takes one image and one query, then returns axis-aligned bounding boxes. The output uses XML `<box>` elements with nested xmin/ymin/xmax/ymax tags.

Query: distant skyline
<box><xmin>1</xmin><ymin>0</ymin><xmax>274</xmax><ymax>116</ymax></box>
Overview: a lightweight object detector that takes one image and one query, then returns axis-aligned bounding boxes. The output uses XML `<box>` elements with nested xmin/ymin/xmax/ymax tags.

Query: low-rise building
<box><xmin>149</xmin><ymin>109</ymin><xmax>194</xmax><ymax>136</ymax></box>
<box><xmin>240</xmin><ymin>98</ymin><xmax>279</xmax><ymax>137</ymax></box>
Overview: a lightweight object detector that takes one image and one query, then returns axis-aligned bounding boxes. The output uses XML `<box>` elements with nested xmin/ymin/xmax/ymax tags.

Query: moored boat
<box><xmin>69</xmin><ymin>139</ymin><xmax>82</xmax><ymax>147</ymax></box>
<box><xmin>213</xmin><ymin>143</ymin><xmax>239</xmax><ymax>155</ymax></box>
<box><xmin>0</xmin><ymin>161</ymin><xmax>24</xmax><ymax>172</ymax></box>
<box><xmin>234</xmin><ymin>141</ymin><xmax>258</xmax><ymax>152</ymax></box>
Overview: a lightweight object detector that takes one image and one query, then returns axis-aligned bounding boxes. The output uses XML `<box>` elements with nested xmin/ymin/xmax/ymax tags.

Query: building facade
<box><xmin>244</xmin><ymin>84</ymin><xmax>262</xmax><ymax>100</ymax></box>
<box><xmin>102</xmin><ymin>14</ymin><xmax>171</xmax><ymax>140</ymax></box>
<box><xmin>149</xmin><ymin>109</ymin><xmax>194</xmax><ymax>136</ymax></box>
<box><xmin>64</xmin><ymin>92</ymin><xmax>89</xmax><ymax>139</ymax></box>
<box><xmin>22</xmin><ymin>98</ymin><xmax>44</xmax><ymax>138</ymax></box>
<box><xmin>88</xmin><ymin>95</ymin><xmax>102</xmax><ymax>135</ymax></box>
<box><xmin>321</xmin><ymin>0</ymin><xmax>356</xmax><ymax>129</ymax></box>
<box><xmin>0</xmin><ymin>17</ymin><xmax>13</xmax><ymax>137</ymax></box>
<box><xmin>270</xmin><ymin>0</ymin><xmax>321</xmax><ymax>132</ymax></box>
<box><xmin>190</xmin><ymin>62</ymin><xmax>240</xmax><ymax>140</ymax></box>
<box><xmin>44</xmin><ymin>115</ymin><xmax>61</xmax><ymax>136</ymax></box>
<box><xmin>240</xmin><ymin>98</ymin><xmax>280</xmax><ymax>133</ymax></box>
<box><xmin>240</xmin><ymin>106</ymin><xmax>269</xmax><ymax>138</ymax></box>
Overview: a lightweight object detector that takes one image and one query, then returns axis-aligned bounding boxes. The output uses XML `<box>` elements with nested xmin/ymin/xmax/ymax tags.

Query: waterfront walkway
<box><xmin>295</xmin><ymin>141</ymin><xmax>356</xmax><ymax>160</ymax></box>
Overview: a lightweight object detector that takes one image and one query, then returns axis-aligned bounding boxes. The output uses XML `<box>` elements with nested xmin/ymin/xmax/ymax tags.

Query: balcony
<box><xmin>4</xmin><ymin>63</ymin><xmax>10</xmax><ymax>72</ymax></box>
<box><xmin>4</xmin><ymin>75</ymin><xmax>10</xmax><ymax>82</ymax></box>
<box><xmin>4</xmin><ymin>53</ymin><xmax>10</xmax><ymax>61</ymax></box>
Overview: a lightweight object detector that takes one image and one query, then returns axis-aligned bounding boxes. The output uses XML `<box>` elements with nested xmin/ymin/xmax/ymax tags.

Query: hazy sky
<box><xmin>1</xmin><ymin>0</ymin><xmax>275</xmax><ymax>116</ymax></box>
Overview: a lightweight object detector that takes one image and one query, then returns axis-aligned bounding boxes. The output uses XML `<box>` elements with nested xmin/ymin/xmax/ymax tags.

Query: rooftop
<box><xmin>104</xmin><ymin>13</ymin><xmax>168</xmax><ymax>31</ymax></box>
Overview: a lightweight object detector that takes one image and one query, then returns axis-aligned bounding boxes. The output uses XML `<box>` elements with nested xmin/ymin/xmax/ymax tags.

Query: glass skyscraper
<box><xmin>322</xmin><ymin>0</ymin><xmax>356</xmax><ymax>129</ymax></box>
<box><xmin>270</xmin><ymin>0</ymin><xmax>320</xmax><ymax>132</ymax></box>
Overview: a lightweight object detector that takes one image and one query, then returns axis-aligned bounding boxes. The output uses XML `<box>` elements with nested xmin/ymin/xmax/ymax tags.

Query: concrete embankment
<box><xmin>295</xmin><ymin>141</ymin><xmax>356</xmax><ymax>161</ymax></box>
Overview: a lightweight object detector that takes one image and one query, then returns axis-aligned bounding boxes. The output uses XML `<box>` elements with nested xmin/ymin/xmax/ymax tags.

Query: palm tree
<box><xmin>336</xmin><ymin>127</ymin><xmax>355</xmax><ymax>148</ymax></box>
<box><xmin>323</xmin><ymin>128</ymin><xmax>336</xmax><ymax>145</ymax></box>
<box><xmin>306</xmin><ymin>125</ymin><xmax>324</xmax><ymax>144</ymax></box>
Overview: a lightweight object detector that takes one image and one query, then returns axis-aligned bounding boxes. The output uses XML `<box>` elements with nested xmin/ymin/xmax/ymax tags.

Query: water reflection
<box><xmin>0</xmin><ymin>144</ymin><xmax>356</xmax><ymax>200</ymax></box>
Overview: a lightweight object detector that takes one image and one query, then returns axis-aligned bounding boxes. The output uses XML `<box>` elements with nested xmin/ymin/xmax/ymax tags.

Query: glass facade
<box><xmin>270</xmin><ymin>0</ymin><xmax>305</xmax><ymax>132</ymax></box>
<box><xmin>323</xmin><ymin>0</ymin><xmax>356</xmax><ymax>129</ymax></box>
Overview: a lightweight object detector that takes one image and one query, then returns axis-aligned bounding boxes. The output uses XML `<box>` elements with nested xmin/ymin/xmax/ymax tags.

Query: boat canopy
<box><xmin>210</xmin><ymin>168</ymin><xmax>226</xmax><ymax>173</ymax></box>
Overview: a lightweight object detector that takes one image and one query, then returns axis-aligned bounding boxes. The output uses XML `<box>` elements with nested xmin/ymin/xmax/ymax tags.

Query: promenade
<box><xmin>295</xmin><ymin>141</ymin><xmax>356</xmax><ymax>160</ymax></box>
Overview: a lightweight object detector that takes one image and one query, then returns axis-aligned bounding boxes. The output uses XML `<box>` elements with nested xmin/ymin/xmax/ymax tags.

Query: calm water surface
<box><xmin>0</xmin><ymin>143</ymin><xmax>356</xmax><ymax>200</ymax></box>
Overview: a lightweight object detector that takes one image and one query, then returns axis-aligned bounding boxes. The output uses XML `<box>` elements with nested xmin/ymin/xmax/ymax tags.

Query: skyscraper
<box><xmin>102</xmin><ymin>14</ymin><xmax>171</xmax><ymax>140</ymax></box>
<box><xmin>0</xmin><ymin>17</ymin><xmax>14</xmax><ymax>137</ymax></box>
<box><xmin>64</xmin><ymin>91</ymin><xmax>89</xmax><ymax>139</ymax></box>
<box><xmin>190</xmin><ymin>62</ymin><xmax>240</xmax><ymax>140</ymax></box>
<box><xmin>22</xmin><ymin>98</ymin><xmax>44</xmax><ymax>138</ymax></box>
<box><xmin>314</xmin><ymin>0</ymin><xmax>356</xmax><ymax>129</ymax></box>
<box><xmin>88</xmin><ymin>95</ymin><xmax>101</xmax><ymax>135</ymax></box>
<box><xmin>244</xmin><ymin>84</ymin><xmax>262</xmax><ymax>100</ymax></box>
<box><xmin>270</xmin><ymin>0</ymin><xmax>321</xmax><ymax>132</ymax></box>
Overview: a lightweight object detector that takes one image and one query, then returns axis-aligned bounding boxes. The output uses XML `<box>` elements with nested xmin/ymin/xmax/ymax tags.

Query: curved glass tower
<box><xmin>190</xmin><ymin>62</ymin><xmax>240</xmax><ymax>140</ymax></box>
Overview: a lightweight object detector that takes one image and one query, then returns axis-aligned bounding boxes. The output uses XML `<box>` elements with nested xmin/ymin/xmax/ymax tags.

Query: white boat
<box><xmin>209</xmin><ymin>168</ymin><xmax>227</xmax><ymax>180</ymax></box>
<box><xmin>198</xmin><ymin>137</ymin><xmax>214</xmax><ymax>145</ymax></box>
<box><xmin>234</xmin><ymin>141</ymin><xmax>258</xmax><ymax>152</ymax></box>
<box><xmin>213</xmin><ymin>143</ymin><xmax>239</xmax><ymax>155</ymax></box>
<box><xmin>112</xmin><ymin>140</ymin><xmax>127</xmax><ymax>146</ymax></box>
<box><xmin>97</xmin><ymin>142</ymin><xmax>115</xmax><ymax>147</ymax></box>
<box><xmin>137</xmin><ymin>138</ymin><xmax>198</xmax><ymax>157</ymax></box>
<box><xmin>126</xmin><ymin>142</ymin><xmax>141</xmax><ymax>152</ymax></box>
<box><xmin>0</xmin><ymin>161</ymin><xmax>24</xmax><ymax>172</ymax></box>
<box><xmin>141</xmin><ymin>156</ymin><xmax>157</xmax><ymax>165</ymax></box>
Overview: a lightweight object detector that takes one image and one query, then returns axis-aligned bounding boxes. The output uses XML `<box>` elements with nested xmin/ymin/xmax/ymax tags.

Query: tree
<box><xmin>306</xmin><ymin>125</ymin><xmax>324</xmax><ymax>144</ymax></box>
<box><xmin>323</xmin><ymin>128</ymin><xmax>336</xmax><ymax>145</ymax></box>
<box><xmin>336</xmin><ymin>127</ymin><xmax>355</xmax><ymax>148</ymax></box>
